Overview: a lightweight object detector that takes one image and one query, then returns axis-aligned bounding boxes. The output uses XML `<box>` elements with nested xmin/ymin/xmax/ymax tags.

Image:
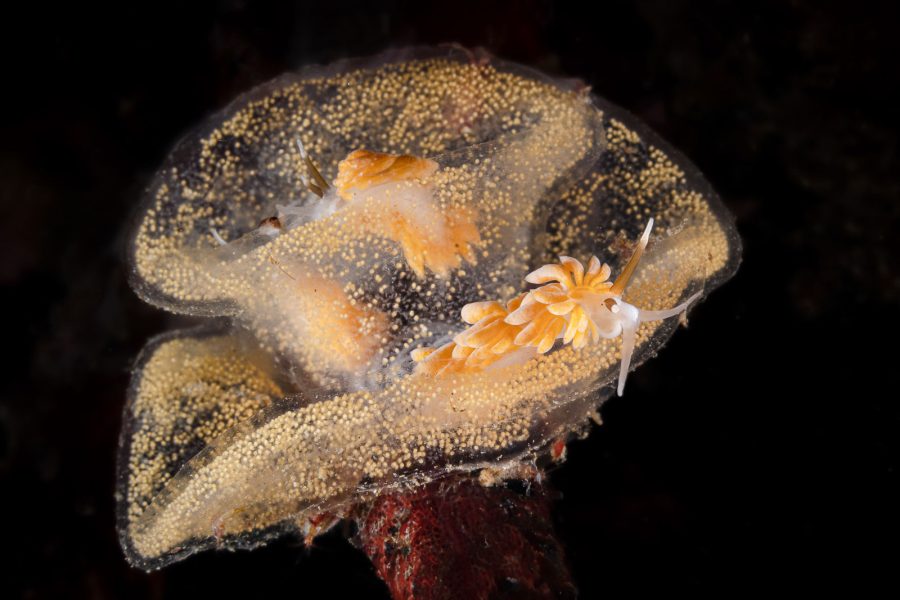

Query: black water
<box><xmin>3</xmin><ymin>2</ymin><xmax>897</xmax><ymax>597</ymax></box>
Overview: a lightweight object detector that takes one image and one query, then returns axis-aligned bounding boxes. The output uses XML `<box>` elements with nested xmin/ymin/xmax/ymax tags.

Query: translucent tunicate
<box><xmin>118</xmin><ymin>46</ymin><xmax>741</xmax><ymax>570</ymax></box>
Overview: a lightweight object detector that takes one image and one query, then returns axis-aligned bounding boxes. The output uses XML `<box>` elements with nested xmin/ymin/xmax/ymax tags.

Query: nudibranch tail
<box><xmin>414</xmin><ymin>219</ymin><xmax>700</xmax><ymax>396</ymax></box>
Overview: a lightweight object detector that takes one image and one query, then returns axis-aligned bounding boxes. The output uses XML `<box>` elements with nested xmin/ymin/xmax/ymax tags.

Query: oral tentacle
<box><xmin>616</xmin><ymin>321</ymin><xmax>638</xmax><ymax>397</ymax></box>
<box><xmin>637</xmin><ymin>291</ymin><xmax>702</xmax><ymax>322</ymax></box>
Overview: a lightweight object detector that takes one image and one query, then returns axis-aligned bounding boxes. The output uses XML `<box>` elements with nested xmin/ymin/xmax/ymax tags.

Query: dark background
<box><xmin>3</xmin><ymin>1</ymin><xmax>897</xmax><ymax>597</ymax></box>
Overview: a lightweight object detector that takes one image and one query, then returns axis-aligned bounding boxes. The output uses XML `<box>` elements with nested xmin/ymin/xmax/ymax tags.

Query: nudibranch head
<box><xmin>119</xmin><ymin>46</ymin><xmax>740</xmax><ymax>570</ymax></box>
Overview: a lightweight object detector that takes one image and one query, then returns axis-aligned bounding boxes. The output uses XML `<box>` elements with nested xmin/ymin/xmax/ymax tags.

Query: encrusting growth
<box><xmin>413</xmin><ymin>219</ymin><xmax>701</xmax><ymax>395</ymax></box>
<box><xmin>120</xmin><ymin>48</ymin><xmax>741</xmax><ymax>571</ymax></box>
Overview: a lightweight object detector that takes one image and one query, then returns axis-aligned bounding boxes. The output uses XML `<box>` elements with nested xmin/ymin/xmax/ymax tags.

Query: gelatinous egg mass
<box><xmin>118</xmin><ymin>46</ymin><xmax>741</xmax><ymax>570</ymax></box>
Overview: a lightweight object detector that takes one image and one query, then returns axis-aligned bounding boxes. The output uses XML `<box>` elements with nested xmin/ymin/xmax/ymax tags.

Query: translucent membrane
<box><xmin>119</xmin><ymin>46</ymin><xmax>740</xmax><ymax>570</ymax></box>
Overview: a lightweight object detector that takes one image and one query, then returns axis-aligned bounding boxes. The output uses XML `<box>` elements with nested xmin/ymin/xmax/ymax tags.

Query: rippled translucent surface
<box><xmin>117</xmin><ymin>46</ymin><xmax>740</xmax><ymax>570</ymax></box>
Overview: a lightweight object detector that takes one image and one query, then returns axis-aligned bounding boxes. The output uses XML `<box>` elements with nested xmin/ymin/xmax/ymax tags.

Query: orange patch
<box><xmin>334</xmin><ymin>149</ymin><xmax>439</xmax><ymax>200</ymax></box>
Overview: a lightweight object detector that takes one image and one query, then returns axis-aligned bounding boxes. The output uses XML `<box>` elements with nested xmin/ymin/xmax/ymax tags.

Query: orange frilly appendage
<box><xmin>522</xmin><ymin>255</ymin><xmax>614</xmax><ymax>349</ymax></box>
<box><xmin>334</xmin><ymin>149</ymin><xmax>481</xmax><ymax>278</ymax></box>
<box><xmin>411</xmin><ymin>294</ymin><xmax>531</xmax><ymax>377</ymax></box>
<box><xmin>334</xmin><ymin>149</ymin><xmax>440</xmax><ymax>201</ymax></box>
<box><xmin>389</xmin><ymin>205</ymin><xmax>481</xmax><ymax>279</ymax></box>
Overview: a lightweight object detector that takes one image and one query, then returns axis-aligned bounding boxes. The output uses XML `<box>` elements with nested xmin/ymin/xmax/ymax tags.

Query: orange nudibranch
<box><xmin>414</xmin><ymin>219</ymin><xmax>700</xmax><ymax>396</ymax></box>
<box><xmin>330</xmin><ymin>149</ymin><xmax>481</xmax><ymax>279</ymax></box>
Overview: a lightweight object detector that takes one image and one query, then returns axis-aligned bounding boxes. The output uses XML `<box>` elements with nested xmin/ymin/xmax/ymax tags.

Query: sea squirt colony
<box><xmin>117</xmin><ymin>46</ymin><xmax>741</xmax><ymax>569</ymax></box>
